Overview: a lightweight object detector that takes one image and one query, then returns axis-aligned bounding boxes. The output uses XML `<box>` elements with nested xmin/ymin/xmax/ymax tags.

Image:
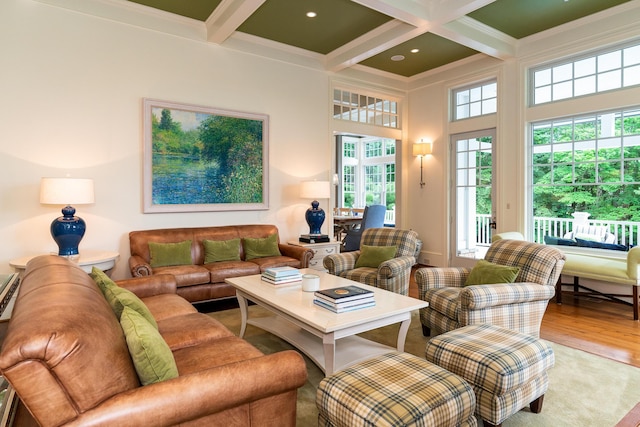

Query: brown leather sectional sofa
<box><xmin>129</xmin><ymin>224</ymin><xmax>313</xmax><ymax>303</ymax></box>
<box><xmin>0</xmin><ymin>255</ymin><xmax>307</xmax><ymax>426</ymax></box>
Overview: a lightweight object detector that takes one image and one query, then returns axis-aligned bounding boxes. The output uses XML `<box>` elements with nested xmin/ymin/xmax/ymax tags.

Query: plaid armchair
<box><xmin>323</xmin><ymin>228</ymin><xmax>419</xmax><ymax>295</ymax></box>
<box><xmin>416</xmin><ymin>238</ymin><xmax>565</xmax><ymax>338</ymax></box>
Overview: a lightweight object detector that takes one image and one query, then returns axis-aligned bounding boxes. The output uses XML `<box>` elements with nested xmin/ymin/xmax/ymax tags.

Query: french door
<box><xmin>450</xmin><ymin>129</ymin><xmax>497</xmax><ymax>267</ymax></box>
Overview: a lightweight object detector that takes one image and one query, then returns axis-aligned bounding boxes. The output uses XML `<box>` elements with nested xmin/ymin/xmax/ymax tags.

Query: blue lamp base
<box><xmin>50</xmin><ymin>205</ymin><xmax>86</xmax><ymax>257</ymax></box>
<box><xmin>305</xmin><ymin>200</ymin><xmax>326</xmax><ymax>235</ymax></box>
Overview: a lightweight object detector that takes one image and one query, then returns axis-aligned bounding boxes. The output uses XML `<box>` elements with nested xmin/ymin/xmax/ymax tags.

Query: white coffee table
<box><xmin>226</xmin><ymin>269</ymin><xmax>428</xmax><ymax>375</ymax></box>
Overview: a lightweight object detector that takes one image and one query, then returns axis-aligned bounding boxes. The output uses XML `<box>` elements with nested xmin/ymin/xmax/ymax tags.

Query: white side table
<box><xmin>9</xmin><ymin>250</ymin><xmax>119</xmax><ymax>275</ymax></box>
<box><xmin>288</xmin><ymin>240</ymin><xmax>340</xmax><ymax>271</ymax></box>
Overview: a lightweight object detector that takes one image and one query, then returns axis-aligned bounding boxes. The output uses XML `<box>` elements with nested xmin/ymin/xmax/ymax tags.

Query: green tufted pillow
<box><xmin>355</xmin><ymin>245</ymin><xmax>397</xmax><ymax>268</ymax></box>
<box><xmin>203</xmin><ymin>238</ymin><xmax>241</xmax><ymax>263</ymax></box>
<box><xmin>120</xmin><ymin>306</ymin><xmax>178</xmax><ymax>386</ymax></box>
<box><xmin>464</xmin><ymin>260</ymin><xmax>520</xmax><ymax>286</ymax></box>
<box><xmin>243</xmin><ymin>234</ymin><xmax>281</xmax><ymax>260</ymax></box>
<box><xmin>148</xmin><ymin>240</ymin><xmax>193</xmax><ymax>268</ymax></box>
<box><xmin>93</xmin><ymin>268</ymin><xmax>158</xmax><ymax>330</ymax></box>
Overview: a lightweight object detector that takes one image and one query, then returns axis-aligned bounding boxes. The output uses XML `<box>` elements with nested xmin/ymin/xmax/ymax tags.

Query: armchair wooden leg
<box><xmin>530</xmin><ymin>395</ymin><xmax>545</xmax><ymax>413</ymax></box>
<box><xmin>421</xmin><ymin>325</ymin><xmax>430</xmax><ymax>336</ymax></box>
<box><xmin>481</xmin><ymin>421</ymin><xmax>500</xmax><ymax>427</ymax></box>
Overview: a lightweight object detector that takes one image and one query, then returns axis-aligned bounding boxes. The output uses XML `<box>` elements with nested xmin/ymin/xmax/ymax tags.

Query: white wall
<box><xmin>0</xmin><ymin>0</ymin><xmax>332</xmax><ymax>279</ymax></box>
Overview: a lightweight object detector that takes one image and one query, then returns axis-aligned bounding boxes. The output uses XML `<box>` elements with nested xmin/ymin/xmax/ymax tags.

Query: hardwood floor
<box><xmin>409</xmin><ymin>266</ymin><xmax>640</xmax><ymax>368</ymax></box>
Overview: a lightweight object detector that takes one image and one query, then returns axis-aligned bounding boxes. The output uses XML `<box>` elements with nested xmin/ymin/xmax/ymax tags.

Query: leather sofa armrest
<box><xmin>129</xmin><ymin>255</ymin><xmax>152</xmax><ymax>277</ymax></box>
<box><xmin>278</xmin><ymin>244</ymin><xmax>313</xmax><ymax>268</ymax></box>
<box><xmin>66</xmin><ymin>350</ymin><xmax>307</xmax><ymax>427</ymax></box>
<box><xmin>116</xmin><ymin>274</ymin><xmax>177</xmax><ymax>297</ymax></box>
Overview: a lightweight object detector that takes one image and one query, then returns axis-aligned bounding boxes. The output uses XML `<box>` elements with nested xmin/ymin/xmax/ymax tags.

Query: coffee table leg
<box><xmin>237</xmin><ymin>293</ymin><xmax>249</xmax><ymax>338</ymax></box>
<box><xmin>396</xmin><ymin>318</ymin><xmax>411</xmax><ymax>352</ymax></box>
<box><xmin>323</xmin><ymin>334</ymin><xmax>336</xmax><ymax>376</ymax></box>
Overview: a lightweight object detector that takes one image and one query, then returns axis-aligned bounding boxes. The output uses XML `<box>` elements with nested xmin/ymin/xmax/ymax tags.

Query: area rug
<box><xmin>207</xmin><ymin>306</ymin><xmax>640</xmax><ymax>426</ymax></box>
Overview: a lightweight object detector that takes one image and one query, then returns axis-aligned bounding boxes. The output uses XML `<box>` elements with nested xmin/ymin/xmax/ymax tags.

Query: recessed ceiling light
<box><xmin>306</xmin><ymin>11</ymin><xmax>317</xmax><ymax>18</ymax></box>
<box><xmin>391</xmin><ymin>55</ymin><xmax>405</xmax><ymax>61</ymax></box>
<box><xmin>411</xmin><ymin>49</ymin><xmax>419</xmax><ymax>53</ymax></box>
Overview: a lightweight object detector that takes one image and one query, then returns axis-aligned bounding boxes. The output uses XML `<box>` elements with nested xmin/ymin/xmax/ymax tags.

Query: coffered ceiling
<box><xmin>122</xmin><ymin>0</ymin><xmax>631</xmax><ymax>78</ymax></box>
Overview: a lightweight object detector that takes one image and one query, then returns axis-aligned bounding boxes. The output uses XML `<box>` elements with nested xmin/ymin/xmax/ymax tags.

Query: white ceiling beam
<box><xmin>205</xmin><ymin>0</ymin><xmax>265</xmax><ymax>44</ymax></box>
<box><xmin>427</xmin><ymin>0</ymin><xmax>497</xmax><ymax>25</ymax></box>
<box><xmin>326</xmin><ymin>20</ymin><xmax>429</xmax><ymax>73</ymax></box>
<box><xmin>350</xmin><ymin>0</ymin><xmax>431</xmax><ymax>26</ymax></box>
<box><xmin>434</xmin><ymin>16</ymin><xmax>516</xmax><ymax>60</ymax></box>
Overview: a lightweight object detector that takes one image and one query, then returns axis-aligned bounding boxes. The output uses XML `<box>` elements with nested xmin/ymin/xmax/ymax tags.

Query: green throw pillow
<box><xmin>355</xmin><ymin>245</ymin><xmax>397</xmax><ymax>268</ymax></box>
<box><xmin>102</xmin><ymin>281</ymin><xmax>158</xmax><ymax>330</ymax></box>
<box><xmin>243</xmin><ymin>234</ymin><xmax>281</xmax><ymax>261</ymax></box>
<box><xmin>148</xmin><ymin>240</ymin><xmax>193</xmax><ymax>268</ymax></box>
<box><xmin>120</xmin><ymin>306</ymin><xmax>178</xmax><ymax>386</ymax></box>
<box><xmin>464</xmin><ymin>260</ymin><xmax>520</xmax><ymax>286</ymax></box>
<box><xmin>90</xmin><ymin>266</ymin><xmax>115</xmax><ymax>295</ymax></box>
<box><xmin>203</xmin><ymin>238</ymin><xmax>241</xmax><ymax>263</ymax></box>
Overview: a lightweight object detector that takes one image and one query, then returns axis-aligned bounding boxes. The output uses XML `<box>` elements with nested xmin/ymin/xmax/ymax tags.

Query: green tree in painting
<box><xmin>152</xmin><ymin>109</ymin><xmax>200</xmax><ymax>156</ymax></box>
<box><xmin>199</xmin><ymin>115</ymin><xmax>263</xmax><ymax>203</ymax></box>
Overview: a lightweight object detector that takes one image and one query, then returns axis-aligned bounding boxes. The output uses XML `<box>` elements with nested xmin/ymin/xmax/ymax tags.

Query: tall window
<box><xmin>452</xmin><ymin>79</ymin><xmax>497</xmax><ymax>121</ymax></box>
<box><xmin>531</xmin><ymin>107</ymin><xmax>640</xmax><ymax>243</ymax></box>
<box><xmin>333</xmin><ymin>88</ymin><xmax>399</xmax><ymax>128</ymax></box>
<box><xmin>531</xmin><ymin>40</ymin><xmax>640</xmax><ymax>105</ymax></box>
<box><xmin>337</xmin><ymin>136</ymin><xmax>396</xmax><ymax>224</ymax></box>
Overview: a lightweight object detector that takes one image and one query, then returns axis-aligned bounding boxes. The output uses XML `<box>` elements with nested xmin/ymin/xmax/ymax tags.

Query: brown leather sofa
<box><xmin>0</xmin><ymin>255</ymin><xmax>307</xmax><ymax>427</ymax></box>
<box><xmin>129</xmin><ymin>224</ymin><xmax>313</xmax><ymax>303</ymax></box>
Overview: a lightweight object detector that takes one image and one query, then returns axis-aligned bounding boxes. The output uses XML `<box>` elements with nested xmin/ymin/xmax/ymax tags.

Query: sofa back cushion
<box><xmin>130</xmin><ymin>225</ymin><xmax>281</xmax><ymax>265</ymax></box>
<box><xmin>0</xmin><ymin>256</ymin><xmax>139</xmax><ymax>427</ymax></box>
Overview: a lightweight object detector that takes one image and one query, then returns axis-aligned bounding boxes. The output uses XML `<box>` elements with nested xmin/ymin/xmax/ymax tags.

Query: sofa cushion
<box><xmin>149</xmin><ymin>240</ymin><xmax>193</xmax><ymax>268</ymax></box>
<box><xmin>205</xmin><ymin>260</ymin><xmax>261</xmax><ymax>283</ymax></box>
<box><xmin>355</xmin><ymin>245</ymin><xmax>397</xmax><ymax>268</ymax></box>
<box><xmin>575</xmin><ymin>238</ymin><xmax>628</xmax><ymax>251</ymax></box>
<box><xmin>152</xmin><ymin>265</ymin><xmax>211</xmax><ymax>287</ymax></box>
<box><xmin>204</xmin><ymin>238</ymin><xmax>241</xmax><ymax>263</ymax></box>
<box><xmin>120</xmin><ymin>306</ymin><xmax>179</xmax><ymax>386</ymax></box>
<box><xmin>158</xmin><ymin>313</ymin><xmax>234</xmax><ymax>350</ymax></box>
<box><xmin>95</xmin><ymin>268</ymin><xmax>159</xmax><ymax>329</ymax></box>
<box><xmin>243</xmin><ymin>234</ymin><xmax>281</xmax><ymax>260</ymax></box>
<box><xmin>464</xmin><ymin>260</ymin><xmax>520</xmax><ymax>286</ymax></box>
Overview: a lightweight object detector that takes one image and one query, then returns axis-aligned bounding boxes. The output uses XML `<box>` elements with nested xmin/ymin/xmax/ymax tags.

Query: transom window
<box><xmin>531</xmin><ymin>41</ymin><xmax>640</xmax><ymax>105</ymax></box>
<box><xmin>333</xmin><ymin>88</ymin><xmax>399</xmax><ymax>128</ymax></box>
<box><xmin>452</xmin><ymin>79</ymin><xmax>497</xmax><ymax>121</ymax></box>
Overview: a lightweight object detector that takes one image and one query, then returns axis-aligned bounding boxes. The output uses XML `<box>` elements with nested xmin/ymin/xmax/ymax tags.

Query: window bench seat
<box><xmin>554</xmin><ymin>246</ymin><xmax>640</xmax><ymax>320</ymax></box>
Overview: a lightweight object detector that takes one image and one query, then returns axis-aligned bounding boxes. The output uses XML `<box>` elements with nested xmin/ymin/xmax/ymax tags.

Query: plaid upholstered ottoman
<box><xmin>316</xmin><ymin>352</ymin><xmax>477</xmax><ymax>427</ymax></box>
<box><xmin>425</xmin><ymin>324</ymin><xmax>555</xmax><ymax>427</ymax></box>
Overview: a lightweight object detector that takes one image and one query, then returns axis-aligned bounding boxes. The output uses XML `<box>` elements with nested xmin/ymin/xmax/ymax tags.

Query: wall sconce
<box><xmin>412</xmin><ymin>140</ymin><xmax>432</xmax><ymax>188</ymax></box>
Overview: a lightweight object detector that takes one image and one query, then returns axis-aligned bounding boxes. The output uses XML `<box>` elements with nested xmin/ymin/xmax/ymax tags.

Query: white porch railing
<box><xmin>475</xmin><ymin>214</ymin><xmax>640</xmax><ymax>246</ymax></box>
<box><xmin>385</xmin><ymin>209</ymin><xmax>395</xmax><ymax>225</ymax></box>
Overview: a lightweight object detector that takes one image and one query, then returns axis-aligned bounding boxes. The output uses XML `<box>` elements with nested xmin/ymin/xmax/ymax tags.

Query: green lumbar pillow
<box><xmin>148</xmin><ymin>240</ymin><xmax>193</xmax><ymax>268</ymax></box>
<box><xmin>355</xmin><ymin>245</ymin><xmax>397</xmax><ymax>268</ymax></box>
<box><xmin>243</xmin><ymin>234</ymin><xmax>281</xmax><ymax>260</ymax></box>
<box><xmin>203</xmin><ymin>238</ymin><xmax>241</xmax><ymax>263</ymax></box>
<box><xmin>94</xmin><ymin>269</ymin><xmax>158</xmax><ymax>330</ymax></box>
<box><xmin>90</xmin><ymin>266</ymin><xmax>115</xmax><ymax>295</ymax></box>
<box><xmin>464</xmin><ymin>259</ymin><xmax>520</xmax><ymax>286</ymax></box>
<box><xmin>120</xmin><ymin>306</ymin><xmax>178</xmax><ymax>386</ymax></box>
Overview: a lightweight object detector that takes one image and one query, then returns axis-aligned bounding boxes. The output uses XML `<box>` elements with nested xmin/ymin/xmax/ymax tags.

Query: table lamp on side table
<box><xmin>300</xmin><ymin>180</ymin><xmax>331</xmax><ymax>243</ymax></box>
<box><xmin>40</xmin><ymin>177</ymin><xmax>95</xmax><ymax>258</ymax></box>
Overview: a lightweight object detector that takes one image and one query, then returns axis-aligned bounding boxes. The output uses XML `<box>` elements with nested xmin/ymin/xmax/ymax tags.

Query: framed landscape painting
<box><xmin>142</xmin><ymin>98</ymin><xmax>269</xmax><ymax>213</ymax></box>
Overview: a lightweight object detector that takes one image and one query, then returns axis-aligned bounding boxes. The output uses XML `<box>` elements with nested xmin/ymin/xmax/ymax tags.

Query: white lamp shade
<box><xmin>413</xmin><ymin>142</ymin><xmax>432</xmax><ymax>156</ymax></box>
<box><xmin>40</xmin><ymin>178</ymin><xmax>95</xmax><ymax>205</ymax></box>
<box><xmin>300</xmin><ymin>180</ymin><xmax>331</xmax><ymax>199</ymax></box>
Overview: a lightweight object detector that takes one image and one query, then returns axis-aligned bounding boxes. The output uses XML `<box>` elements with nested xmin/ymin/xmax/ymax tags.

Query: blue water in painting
<box><xmin>152</xmin><ymin>154</ymin><xmax>223</xmax><ymax>204</ymax></box>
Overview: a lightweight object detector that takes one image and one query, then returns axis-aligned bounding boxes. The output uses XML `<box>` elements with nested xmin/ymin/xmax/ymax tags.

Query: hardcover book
<box><xmin>314</xmin><ymin>285</ymin><xmax>373</xmax><ymax>303</ymax></box>
<box><xmin>313</xmin><ymin>298</ymin><xmax>376</xmax><ymax>313</ymax></box>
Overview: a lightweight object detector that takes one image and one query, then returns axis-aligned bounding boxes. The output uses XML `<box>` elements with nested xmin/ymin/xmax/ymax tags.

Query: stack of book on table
<box><xmin>313</xmin><ymin>285</ymin><xmax>375</xmax><ymax>313</ymax></box>
<box><xmin>261</xmin><ymin>266</ymin><xmax>302</xmax><ymax>285</ymax></box>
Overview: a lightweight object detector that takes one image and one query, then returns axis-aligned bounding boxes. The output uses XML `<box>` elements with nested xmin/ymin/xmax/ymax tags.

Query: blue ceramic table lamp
<box><xmin>300</xmin><ymin>180</ymin><xmax>331</xmax><ymax>235</ymax></box>
<box><xmin>40</xmin><ymin>177</ymin><xmax>95</xmax><ymax>257</ymax></box>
